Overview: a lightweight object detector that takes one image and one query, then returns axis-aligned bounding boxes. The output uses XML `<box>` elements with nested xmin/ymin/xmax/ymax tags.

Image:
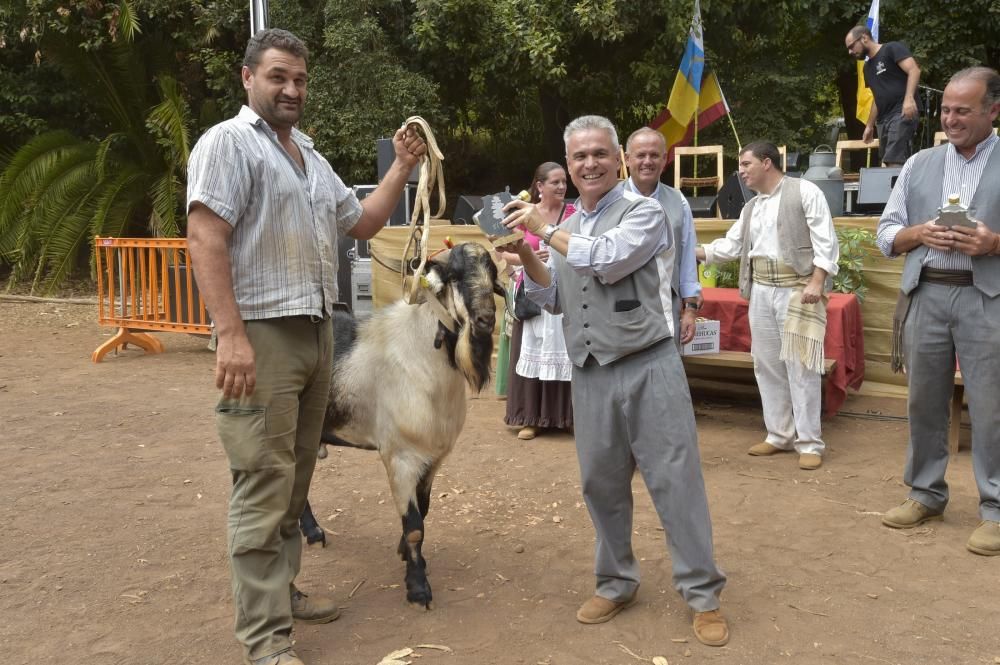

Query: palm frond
<box><xmin>95</xmin><ymin>133</ymin><xmax>130</xmax><ymax>180</ymax></box>
<box><xmin>148</xmin><ymin>172</ymin><xmax>182</xmax><ymax>238</ymax></box>
<box><xmin>146</xmin><ymin>76</ymin><xmax>193</xmax><ymax>168</ymax></box>
<box><xmin>92</xmin><ymin>169</ymin><xmax>149</xmax><ymax>237</ymax></box>
<box><xmin>0</xmin><ymin>133</ymin><xmax>96</xmax><ymax>258</ymax></box>
<box><xmin>117</xmin><ymin>0</ymin><xmax>143</xmax><ymax>42</ymax></box>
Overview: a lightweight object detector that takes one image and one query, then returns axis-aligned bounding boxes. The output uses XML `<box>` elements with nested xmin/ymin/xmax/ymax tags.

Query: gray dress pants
<box><xmin>904</xmin><ymin>282</ymin><xmax>1000</xmax><ymax>522</ymax></box>
<box><xmin>571</xmin><ymin>339</ymin><xmax>726</xmax><ymax>611</ymax></box>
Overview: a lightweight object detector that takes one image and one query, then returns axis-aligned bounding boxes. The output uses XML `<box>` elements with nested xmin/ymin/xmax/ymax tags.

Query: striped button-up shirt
<box><xmin>877</xmin><ymin>133</ymin><xmax>999</xmax><ymax>269</ymax></box>
<box><xmin>187</xmin><ymin>106</ymin><xmax>362</xmax><ymax>319</ymax></box>
<box><xmin>525</xmin><ymin>182</ymin><xmax>670</xmax><ymax>310</ymax></box>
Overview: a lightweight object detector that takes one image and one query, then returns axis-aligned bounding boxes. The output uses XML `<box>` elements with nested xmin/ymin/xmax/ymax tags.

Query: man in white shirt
<box><xmin>697</xmin><ymin>142</ymin><xmax>839</xmax><ymax>470</ymax></box>
<box><xmin>624</xmin><ymin>127</ymin><xmax>701</xmax><ymax>344</ymax></box>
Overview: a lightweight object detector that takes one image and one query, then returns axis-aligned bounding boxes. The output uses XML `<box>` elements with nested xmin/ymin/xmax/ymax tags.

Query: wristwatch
<box><xmin>683</xmin><ymin>301</ymin><xmax>700</xmax><ymax>311</ymax></box>
<box><xmin>542</xmin><ymin>224</ymin><xmax>558</xmax><ymax>244</ymax></box>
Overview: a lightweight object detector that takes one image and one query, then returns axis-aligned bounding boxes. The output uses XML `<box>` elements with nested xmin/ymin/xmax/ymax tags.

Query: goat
<box><xmin>299</xmin><ymin>242</ymin><xmax>504</xmax><ymax>608</ymax></box>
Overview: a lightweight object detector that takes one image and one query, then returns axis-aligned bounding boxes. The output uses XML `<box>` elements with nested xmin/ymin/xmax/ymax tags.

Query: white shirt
<box><xmin>703</xmin><ymin>177</ymin><xmax>839</xmax><ymax>276</ymax></box>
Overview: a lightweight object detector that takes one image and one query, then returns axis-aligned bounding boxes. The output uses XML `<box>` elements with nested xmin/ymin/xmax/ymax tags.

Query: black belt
<box><xmin>919</xmin><ymin>268</ymin><xmax>973</xmax><ymax>287</ymax></box>
<box><xmin>277</xmin><ymin>314</ymin><xmax>326</xmax><ymax>323</ymax></box>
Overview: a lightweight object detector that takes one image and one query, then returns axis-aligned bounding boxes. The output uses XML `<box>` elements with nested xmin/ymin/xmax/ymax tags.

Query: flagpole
<box><xmin>726</xmin><ymin>112</ymin><xmax>742</xmax><ymax>152</ymax></box>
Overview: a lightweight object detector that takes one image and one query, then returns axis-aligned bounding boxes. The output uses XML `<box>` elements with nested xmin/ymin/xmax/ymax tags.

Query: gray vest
<box><xmin>899</xmin><ymin>144</ymin><xmax>1000</xmax><ymax>296</ymax></box>
<box><xmin>654</xmin><ymin>184</ymin><xmax>686</xmax><ymax>295</ymax></box>
<box><xmin>555</xmin><ymin>194</ymin><xmax>673</xmax><ymax>366</ymax></box>
<box><xmin>736</xmin><ymin>177</ymin><xmax>815</xmax><ymax>300</ymax></box>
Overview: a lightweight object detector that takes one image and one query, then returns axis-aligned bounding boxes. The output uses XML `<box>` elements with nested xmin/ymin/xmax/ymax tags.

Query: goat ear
<box><xmin>424</xmin><ymin>264</ymin><xmax>449</xmax><ymax>294</ymax></box>
<box><xmin>493</xmin><ymin>279</ymin><xmax>506</xmax><ymax>298</ymax></box>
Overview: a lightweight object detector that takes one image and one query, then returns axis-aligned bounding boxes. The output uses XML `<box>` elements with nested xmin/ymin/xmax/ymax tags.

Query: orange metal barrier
<box><xmin>92</xmin><ymin>237</ymin><xmax>211</xmax><ymax>362</ymax></box>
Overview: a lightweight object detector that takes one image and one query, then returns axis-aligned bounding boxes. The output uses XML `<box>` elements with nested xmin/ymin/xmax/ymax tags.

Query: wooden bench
<box><xmin>681</xmin><ymin>350</ymin><xmax>836</xmax><ymax>376</ymax></box>
<box><xmin>681</xmin><ymin>351</ymin><xmax>837</xmax><ymax>414</ymax></box>
<box><xmin>684</xmin><ymin>353</ymin><xmax>968</xmax><ymax>455</ymax></box>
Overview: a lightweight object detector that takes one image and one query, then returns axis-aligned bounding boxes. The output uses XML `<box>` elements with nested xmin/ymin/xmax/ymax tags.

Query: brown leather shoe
<box><xmin>518</xmin><ymin>426</ymin><xmax>538</xmax><ymax>440</ymax></box>
<box><xmin>967</xmin><ymin>520</ymin><xmax>1000</xmax><ymax>556</ymax></box>
<box><xmin>291</xmin><ymin>586</ymin><xmax>340</xmax><ymax>624</ymax></box>
<box><xmin>245</xmin><ymin>648</ymin><xmax>304</xmax><ymax>665</ymax></box>
<box><xmin>881</xmin><ymin>499</ymin><xmax>943</xmax><ymax>529</ymax></box>
<box><xmin>693</xmin><ymin>609</ymin><xmax>730</xmax><ymax>646</ymax></box>
<box><xmin>747</xmin><ymin>442</ymin><xmax>788</xmax><ymax>456</ymax></box>
<box><xmin>798</xmin><ymin>453</ymin><xmax>822</xmax><ymax>470</ymax></box>
<box><xmin>575</xmin><ymin>594</ymin><xmax>636</xmax><ymax>624</ymax></box>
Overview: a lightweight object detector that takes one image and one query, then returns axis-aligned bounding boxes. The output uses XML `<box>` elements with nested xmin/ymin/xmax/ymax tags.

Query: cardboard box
<box><xmin>680</xmin><ymin>319</ymin><xmax>721</xmax><ymax>356</ymax></box>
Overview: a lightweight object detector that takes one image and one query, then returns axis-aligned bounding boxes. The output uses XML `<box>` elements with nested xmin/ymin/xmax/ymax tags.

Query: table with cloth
<box><xmin>697</xmin><ymin>287</ymin><xmax>865</xmax><ymax>417</ymax></box>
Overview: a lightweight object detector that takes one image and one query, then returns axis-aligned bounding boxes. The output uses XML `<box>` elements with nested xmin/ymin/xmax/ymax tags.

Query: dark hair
<box><xmin>528</xmin><ymin>162</ymin><xmax>565</xmax><ymax>204</ymax></box>
<box><xmin>243</xmin><ymin>28</ymin><xmax>309</xmax><ymax>70</ymax></box>
<box><xmin>949</xmin><ymin>66</ymin><xmax>1000</xmax><ymax>109</ymax></box>
<box><xmin>740</xmin><ymin>141</ymin><xmax>783</xmax><ymax>172</ymax></box>
<box><xmin>848</xmin><ymin>26</ymin><xmax>872</xmax><ymax>41</ymax></box>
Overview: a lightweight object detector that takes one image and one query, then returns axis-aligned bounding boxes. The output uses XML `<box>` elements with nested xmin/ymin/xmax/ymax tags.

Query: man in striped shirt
<box><xmin>503</xmin><ymin>116</ymin><xmax>729</xmax><ymax>647</ymax></box>
<box><xmin>186</xmin><ymin>28</ymin><xmax>425</xmax><ymax>665</ymax></box>
<box><xmin>877</xmin><ymin>67</ymin><xmax>1000</xmax><ymax>557</ymax></box>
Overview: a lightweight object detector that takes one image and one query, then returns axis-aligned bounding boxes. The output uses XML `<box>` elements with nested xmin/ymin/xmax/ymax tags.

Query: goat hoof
<box><xmin>405</xmin><ymin>578</ymin><xmax>433</xmax><ymax>609</ymax></box>
<box><xmin>406</xmin><ymin>590</ymin><xmax>433</xmax><ymax>610</ymax></box>
<box><xmin>305</xmin><ymin>529</ymin><xmax>327</xmax><ymax>547</ymax></box>
<box><xmin>317</xmin><ymin>444</ymin><xmax>328</xmax><ymax>460</ymax></box>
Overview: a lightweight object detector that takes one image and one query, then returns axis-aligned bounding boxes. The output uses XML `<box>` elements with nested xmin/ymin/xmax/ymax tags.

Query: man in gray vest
<box><xmin>501</xmin><ymin>115</ymin><xmax>729</xmax><ymax>646</ymax></box>
<box><xmin>876</xmin><ymin>66</ymin><xmax>1000</xmax><ymax>556</ymax></box>
<box><xmin>696</xmin><ymin>142</ymin><xmax>839</xmax><ymax>471</ymax></box>
<box><xmin>624</xmin><ymin>127</ymin><xmax>702</xmax><ymax>344</ymax></box>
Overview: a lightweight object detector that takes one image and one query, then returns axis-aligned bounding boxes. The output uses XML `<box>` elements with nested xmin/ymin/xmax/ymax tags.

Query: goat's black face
<box><xmin>448</xmin><ymin>243</ymin><xmax>500</xmax><ymax>336</ymax></box>
<box><xmin>428</xmin><ymin>243</ymin><xmax>502</xmax><ymax>391</ymax></box>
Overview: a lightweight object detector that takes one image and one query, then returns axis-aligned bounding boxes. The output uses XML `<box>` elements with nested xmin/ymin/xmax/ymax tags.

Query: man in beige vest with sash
<box><xmin>501</xmin><ymin>115</ymin><xmax>729</xmax><ymax>646</ymax></box>
<box><xmin>696</xmin><ymin>142</ymin><xmax>838</xmax><ymax>470</ymax></box>
<box><xmin>876</xmin><ymin>67</ymin><xmax>1000</xmax><ymax>556</ymax></box>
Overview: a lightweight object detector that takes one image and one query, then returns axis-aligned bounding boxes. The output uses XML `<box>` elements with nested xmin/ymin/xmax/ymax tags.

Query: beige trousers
<box><xmin>215</xmin><ymin>317</ymin><xmax>332</xmax><ymax>660</ymax></box>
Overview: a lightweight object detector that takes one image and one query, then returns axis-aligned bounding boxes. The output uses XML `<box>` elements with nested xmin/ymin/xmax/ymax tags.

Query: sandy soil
<box><xmin>1</xmin><ymin>299</ymin><xmax>998</xmax><ymax>665</ymax></box>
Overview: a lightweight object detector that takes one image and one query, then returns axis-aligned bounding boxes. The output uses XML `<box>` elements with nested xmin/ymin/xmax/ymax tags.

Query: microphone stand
<box><xmin>918</xmin><ymin>84</ymin><xmax>943</xmax><ymax>150</ymax></box>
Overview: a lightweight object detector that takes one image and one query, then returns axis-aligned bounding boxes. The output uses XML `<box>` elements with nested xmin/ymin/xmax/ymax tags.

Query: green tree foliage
<box><xmin>275</xmin><ymin>0</ymin><xmax>442</xmax><ymax>185</ymax></box>
<box><xmin>0</xmin><ymin>0</ymin><xmax>247</xmax><ymax>291</ymax></box>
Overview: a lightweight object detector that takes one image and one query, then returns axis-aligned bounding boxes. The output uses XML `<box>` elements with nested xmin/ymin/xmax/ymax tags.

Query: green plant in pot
<box><xmin>832</xmin><ymin>227</ymin><xmax>876</xmax><ymax>301</ymax></box>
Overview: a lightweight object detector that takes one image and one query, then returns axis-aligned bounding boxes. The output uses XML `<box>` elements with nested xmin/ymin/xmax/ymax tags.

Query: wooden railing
<box><xmin>92</xmin><ymin>237</ymin><xmax>211</xmax><ymax>362</ymax></box>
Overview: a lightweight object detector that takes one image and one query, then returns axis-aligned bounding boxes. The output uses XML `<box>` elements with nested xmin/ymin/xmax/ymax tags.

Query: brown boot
<box><xmin>967</xmin><ymin>520</ymin><xmax>1000</xmax><ymax>556</ymax></box>
<box><xmin>291</xmin><ymin>586</ymin><xmax>340</xmax><ymax>624</ymax></box>
<box><xmin>693</xmin><ymin>609</ymin><xmax>730</xmax><ymax>646</ymax></box>
<box><xmin>881</xmin><ymin>499</ymin><xmax>943</xmax><ymax>529</ymax></box>
<box><xmin>747</xmin><ymin>442</ymin><xmax>788</xmax><ymax>456</ymax></box>
<box><xmin>245</xmin><ymin>648</ymin><xmax>305</xmax><ymax>665</ymax></box>
<box><xmin>575</xmin><ymin>594</ymin><xmax>636</xmax><ymax>624</ymax></box>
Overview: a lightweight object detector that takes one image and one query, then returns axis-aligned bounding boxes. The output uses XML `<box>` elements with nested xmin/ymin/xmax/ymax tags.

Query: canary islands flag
<box><xmin>856</xmin><ymin>0</ymin><xmax>879</xmax><ymax>124</ymax></box>
<box><xmin>648</xmin><ymin>0</ymin><xmax>730</xmax><ymax>162</ymax></box>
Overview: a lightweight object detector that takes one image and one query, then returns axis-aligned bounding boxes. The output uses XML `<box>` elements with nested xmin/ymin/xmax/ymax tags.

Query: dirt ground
<box><xmin>2</xmin><ymin>299</ymin><xmax>998</xmax><ymax>665</ymax></box>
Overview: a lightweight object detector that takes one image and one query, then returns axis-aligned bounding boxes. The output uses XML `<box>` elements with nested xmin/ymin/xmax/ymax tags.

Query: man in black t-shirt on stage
<box><xmin>846</xmin><ymin>26</ymin><xmax>923</xmax><ymax>165</ymax></box>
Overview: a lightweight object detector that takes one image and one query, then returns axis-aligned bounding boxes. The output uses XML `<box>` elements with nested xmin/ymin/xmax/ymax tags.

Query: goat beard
<box><xmin>454</xmin><ymin>321</ymin><xmax>493</xmax><ymax>393</ymax></box>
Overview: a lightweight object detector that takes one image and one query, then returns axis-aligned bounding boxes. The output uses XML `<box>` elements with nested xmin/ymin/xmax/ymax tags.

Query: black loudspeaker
<box><xmin>716</xmin><ymin>171</ymin><xmax>753</xmax><ymax>219</ymax></box>
<box><xmin>453</xmin><ymin>195</ymin><xmax>484</xmax><ymax>224</ymax></box>
<box><xmin>857</xmin><ymin>166</ymin><xmax>903</xmax><ymax>213</ymax></box>
<box><xmin>686</xmin><ymin>195</ymin><xmax>718</xmax><ymax>218</ymax></box>
<box><xmin>376</xmin><ymin>138</ymin><xmax>419</xmax><ymax>183</ymax></box>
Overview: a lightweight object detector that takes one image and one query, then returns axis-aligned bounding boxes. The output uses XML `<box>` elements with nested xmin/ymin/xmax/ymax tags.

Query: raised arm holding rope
<box><xmin>186</xmin><ymin>27</ymin><xmax>424</xmax><ymax>665</ymax></box>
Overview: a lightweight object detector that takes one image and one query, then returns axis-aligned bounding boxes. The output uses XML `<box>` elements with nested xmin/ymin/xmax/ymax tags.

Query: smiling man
<box><xmin>624</xmin><ymin>127</ymin><xmax>701</xmax><ymax>345</ymax></box>
<box><xmin>876</xmin><ymin>67</ymin><xmax>1000</xmax><ymax>556</ymax></box>
<box><xmin>502</xmin><ymin>115</ymin><xmax>729</xmax><ymax>646</ymax></box>
<box><xmin>696</xmin><ymin>142</ymin><xmax>838</xmax><ymax>471</ymax></box>
<box><xmin>186</xmin><ymin>28</ymin><xmax>425</xmax><ymax>665</ymax></box>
